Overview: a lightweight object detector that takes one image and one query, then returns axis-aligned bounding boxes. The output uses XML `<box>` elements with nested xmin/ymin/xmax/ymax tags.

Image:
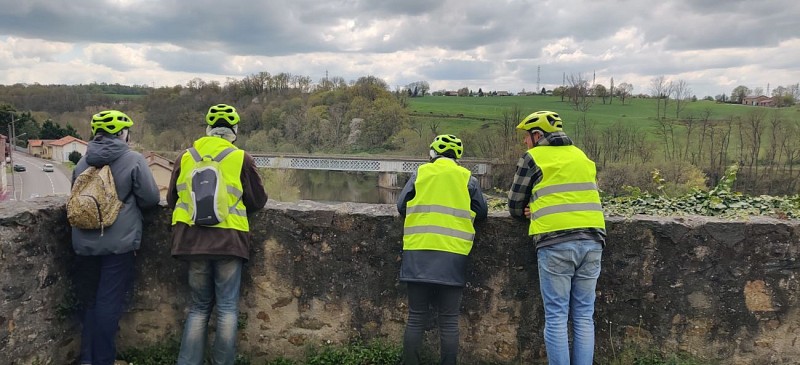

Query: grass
<box><xmin>116</xmin><ymin>338</ymin><xmax>713</xmax><ymax>365</ymax></box>
<box><xmin>407</xmin><ymin>95</ymin><xmax>800</xmax><ymax>134</ymax></box>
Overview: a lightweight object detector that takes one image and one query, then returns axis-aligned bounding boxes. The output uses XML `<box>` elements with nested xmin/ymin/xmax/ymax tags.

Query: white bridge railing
<box><xmin>251</xmin><ymin>154</ymin><xmax>491</xmax><ymax>175</ymax></box>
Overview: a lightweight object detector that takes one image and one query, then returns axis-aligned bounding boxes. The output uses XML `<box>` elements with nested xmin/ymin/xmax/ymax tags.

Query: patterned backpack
<box><xmin>67</xmin><ymin>165</ymin><xmax>123</xmax><ymax>235</ymax></box>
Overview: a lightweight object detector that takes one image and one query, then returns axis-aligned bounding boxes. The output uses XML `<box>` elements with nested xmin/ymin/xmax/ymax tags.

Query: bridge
<box><xmin>251</xmin><ymin>153</ymin><xmax>494</xmax><ymax>188</ymax></box>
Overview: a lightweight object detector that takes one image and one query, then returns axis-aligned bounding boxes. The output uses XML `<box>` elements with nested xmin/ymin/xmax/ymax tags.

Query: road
<box><xmin>8</xmin><ymin>153</ymin><xmax>72</xmax><ymax>201</ymax></box>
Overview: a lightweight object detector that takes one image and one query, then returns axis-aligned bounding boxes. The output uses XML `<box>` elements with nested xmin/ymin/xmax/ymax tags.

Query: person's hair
<box><xmin>439</xmin><ymin>150</ymin><xmax>457</xmax><ymax>159</ymax></box>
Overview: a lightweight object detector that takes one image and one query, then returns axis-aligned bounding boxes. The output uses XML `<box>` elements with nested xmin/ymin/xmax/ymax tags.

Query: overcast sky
<box><xmin>0</xmin><ymin>0</ymin><xmax>798</xmax><ymax>98</ymax></box>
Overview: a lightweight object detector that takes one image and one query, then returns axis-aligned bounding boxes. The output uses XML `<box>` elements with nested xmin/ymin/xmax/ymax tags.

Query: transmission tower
<box><xmin>537</xmin><ymin>65</ymin><xmax>541</xmax><ymax>94</ymax></box>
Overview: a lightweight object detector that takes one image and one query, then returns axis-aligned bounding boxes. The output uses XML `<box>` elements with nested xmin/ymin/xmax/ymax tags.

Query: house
<box><xmin>27</xmin><ymin>139</ymin><xmax>56</xmax><ymax>158</ymax></box>
<box><xmin>444</xmin><ymin>91</ymin><xmax>459</xmax><ymax>96</ymax></box>
<box><xmin>757</xmin><ymin>98</ymin><xmax>775</xmax><ymax>107</ymax></box>
<box><xmin>496</xmin><ymin>91</ymin><xmax>511</xmax><ymax>96</ymax></box>
<box><xmin>1</xmin><ymin>134</ymin><xmax>7</xmax><ymax>162</ymax></box>
<box><xmin>145</xmin><ymin>151</ymin><xmax>175</xmax><ymax>201</ymax></box>
<box><xmin>742</xmin><ymin>95</ymin><xmax>771</xmax><ymax>106</ymax></box>
<box><xmin>48</xmin><ymin>136</ymin><xmax>88</xmax><ymax>163</ymax></box>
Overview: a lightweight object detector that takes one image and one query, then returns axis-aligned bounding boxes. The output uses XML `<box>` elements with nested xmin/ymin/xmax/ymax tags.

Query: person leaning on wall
<box><xmin>167</xmin><ymin>104</ymin><xmax>268</xmax><ymax>365</ymax></box>
<box><xmin>71</xmin><ymin>110</ymin><xmax>160</xmax><ymax>365</ymax></box>
<box><xmin>507</xmin><ymin>110</ymin><xmax>606</xmax><ymax>365</ymax></box>
<box><xmin>396</xmin><ymin>134</ymin><xmax>488</xmax><ymax>365</ymax></box>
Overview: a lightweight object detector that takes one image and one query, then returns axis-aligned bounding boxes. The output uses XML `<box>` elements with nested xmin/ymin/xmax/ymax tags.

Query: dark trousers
<box><xmin>76</xmin><ymin>252</ymin><xmax>135</xmax><ymax>365</ymax></box>
<box><xmin>403</xmin><ymin>282</ymin><xmax>463</xmax><ymax>365</ymax></box>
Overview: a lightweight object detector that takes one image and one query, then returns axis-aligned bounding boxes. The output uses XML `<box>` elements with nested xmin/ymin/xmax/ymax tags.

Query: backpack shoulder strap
<box><xmin>187</xmin><ymin>147</ymin><xmax>203</xmax><ymax>162</ymax></box>
<box><xmin>214</xmin><ymin>148</ymin><xmax>237</xmax><ymax>163</ymax></box>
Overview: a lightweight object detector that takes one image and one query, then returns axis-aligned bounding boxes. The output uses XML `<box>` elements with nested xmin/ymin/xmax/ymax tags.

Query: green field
<box><xmin>407</xmin><ymin>95</ymin><xmax>800</xmax><ymax>135</ymax></box>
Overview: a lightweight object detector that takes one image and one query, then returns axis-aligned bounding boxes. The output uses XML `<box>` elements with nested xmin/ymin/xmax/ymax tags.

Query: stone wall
<box><xmin>1</xmin><ymin>197</ymin><xmax>799</xmax><ymax>364</ymax></box>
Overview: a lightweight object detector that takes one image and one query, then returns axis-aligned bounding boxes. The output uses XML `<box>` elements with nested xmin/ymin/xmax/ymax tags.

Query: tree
<box><xmin>594</xmin><ymin>84</ymin><xmax>608</xmax><ymax>104</ymax></box>
<box><xmin>731</xmin><ymin>85</ymin><xmax>750</xmax><ymax>104</ymax></box>
<box><xmin>478</xmin><ymin>88</ymin><xmax>484</xmax><ymax>97</ymax></box>
<box><xmin>752</xmin><ymin>87</ymin><xmax>764</xmax><ymax>97</ymax></box>
<box><xmin>457</xmin><ymin>87</ymin><xmax>469</xmax><ymax>97</ymax></box>
<box><xmin>566</xmin><ymin>73</ymin><xmax>592</xmax><ymax>113</ymax></box>
<box><xmin>616</xmin><ymin>83</ymin><xmax>633</xmax><ymax>105</ymax></box>
<box><xmin>650</xmin><ymin>76</ymin><xmax>670</xmax><ymax>119</ymax></box>
<box><xmin>64</xmin><ymin>123</ymin><xmax>81</xmax><ymax>139</ymax></box>
<box><xmin>68</xmin><ymin>150</ymin><xmax>82</xmax><ymax>165</ymax></box>
<box><xmin>40</xmin><ymin>119</ymin><xmax>66</xmax><ymax>139</ymax></box>
<box><xmin>672</xmin><ymin>79</ymin><xmax>692</xmax><ymax>118</ymax></box>
<box><xmin>405</xmin><ymin>81</ymin><xmax>430</xmax><ymax>97</ymax></box>
<box><xmin>541</xmin><ymin>87</ymin><xmax>546</xmax><ymax>95</ymax></box>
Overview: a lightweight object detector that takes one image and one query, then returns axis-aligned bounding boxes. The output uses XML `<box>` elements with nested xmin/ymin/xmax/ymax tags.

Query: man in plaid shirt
<box><xmin>508</xmin><ymin>110</ymin><xmax>606</xmax><ymax>365</ymax></box>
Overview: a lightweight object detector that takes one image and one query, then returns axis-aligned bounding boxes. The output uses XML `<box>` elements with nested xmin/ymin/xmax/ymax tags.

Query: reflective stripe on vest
<box><xmin>403</xmin><ymin>158</ymin><xmax>476</xmax><ymax>256</ymax></box>
<box><xmin>528</xmin><ymin>145</ymin><xmax>605</xmax><ymax>235</ymax></box>
<box><xmin>174</xmin><ymin>183</ymin><xmax>247</xmax><ymax>218</ymax></box>
<box><xmin>171</xmin><ymin>136</ymin><xmax>250</xmax><ymax>231</ymax></box>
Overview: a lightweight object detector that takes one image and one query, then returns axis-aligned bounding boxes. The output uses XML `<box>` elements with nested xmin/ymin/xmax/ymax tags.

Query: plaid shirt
<box><xmin>507</xmin><ymin>132</ymin><xmax>606</xmax><ymax>247</ymax></box>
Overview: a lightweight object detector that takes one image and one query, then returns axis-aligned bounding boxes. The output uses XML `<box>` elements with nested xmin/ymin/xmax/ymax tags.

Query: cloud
<box><xmin>0</xmin><ymin>0</ymin><xmax>797</xmax><ymax>97</ymax></box>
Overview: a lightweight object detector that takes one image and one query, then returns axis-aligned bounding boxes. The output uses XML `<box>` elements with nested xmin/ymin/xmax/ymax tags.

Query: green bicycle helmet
<box><xmin>91</xmin><ymin>110</ymin><xmax>134</xmax><ymax>135</ymax></box>
<box><xmin>206</xmin><ymin>104</ymin><xmax>240</xmax><ymax>127</ymax></box>
<box><xmin>516</xmin><ymin>111</ymin><xmax>563</xmax><ymax>134</ymax></box>
<box><xmin>430</xmin><ymin>134</ymin><xmax>463</xmax><ymax>159</ymax></box>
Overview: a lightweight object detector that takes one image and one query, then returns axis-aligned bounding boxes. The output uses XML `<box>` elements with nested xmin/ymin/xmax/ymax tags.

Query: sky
<box><xmin>0</xmin><ymin>0</ymin><xmax>798</xmax><ymax>98</ymax></box>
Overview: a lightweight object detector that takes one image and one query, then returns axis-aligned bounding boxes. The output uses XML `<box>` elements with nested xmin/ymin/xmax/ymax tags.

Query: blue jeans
<box><xmin>537</xmin><ymin>240</ymin><xmax>603</xmax><ymax>365</ymax></box>
<box><xmin>76</xmin><ymin>251</ymin><xmax>135</xmax><ymax>365</ymax></box>
<box><xmin>177</xmin><ymin>258</ymin><xmax>243</xmax><ymax>365</ymax></box>
<box><xmin>402</xmin><ymin>282</ymin><xmax>463</xmax><ymax>365</ymax></box>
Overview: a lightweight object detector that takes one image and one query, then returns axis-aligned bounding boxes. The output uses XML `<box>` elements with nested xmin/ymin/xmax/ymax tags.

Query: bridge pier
<box><xmin>378</xmin><ymin>172</ymin><xmax>399</xmax><ymax>189</ymax></box>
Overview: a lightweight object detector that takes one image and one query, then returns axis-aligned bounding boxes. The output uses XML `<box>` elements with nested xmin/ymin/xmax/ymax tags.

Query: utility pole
<box><xmin>9</xmin><ymin>114</ymin><xmax>15</xmax><ymax>200</ymax></box>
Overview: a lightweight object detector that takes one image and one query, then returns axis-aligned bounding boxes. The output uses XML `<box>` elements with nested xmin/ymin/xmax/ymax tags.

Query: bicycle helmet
<box><xmin>516</xmin><ymin>111</ymin><xmax>563</xmax><ymax>134</ymax></box>
<box><xmin>430</xmin><ymin>134</ymin><xmax>463</xmax><ymax>159</ymax></box>
<box><xmin>91</xmin><ymin>110</ymin><xmax>134</xmax><ymax>135</ymax></box>
<box><xmin>206</xmin><ymin>104</ymin><xmax>240</xmax><ymax>127</ymax></box>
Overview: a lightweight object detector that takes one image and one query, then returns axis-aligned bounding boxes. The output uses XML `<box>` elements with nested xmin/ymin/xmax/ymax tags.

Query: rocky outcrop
<box><xmin>1</xmin><ymin>197</ymin><xmax>799</xmax><ymax>364</ymax></box>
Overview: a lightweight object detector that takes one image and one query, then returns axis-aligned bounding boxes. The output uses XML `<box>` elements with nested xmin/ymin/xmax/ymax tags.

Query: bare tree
<box><xmin>617</xmin><ymin>83</ymin><xmax>633</xmax><ymax>105</ymax></box>
<box><xmin>566</xmin><ymin>73</ymin><xmax>593</xmax><ymax>113</ymax></box>
<box><xmin>672</xmin><ymin>79</ymin><xmax>692</xmax><ymax>118</ymax></box>
<box><xmin>650</xmin><ymin>76</ymin><xmax>668</xmax><ymax>119</ymax></box>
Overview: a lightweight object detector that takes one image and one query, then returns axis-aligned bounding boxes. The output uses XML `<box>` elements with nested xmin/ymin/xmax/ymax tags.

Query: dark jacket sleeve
<box><xmin>132</xmin><ymin>155</ymin><xmax>161</xmax><ymax>209</ymax></box>
<box><xmin>396</xmin><ymin>172</ymin><xmax>417</xmax><ymax>217</ymax></box>
<box><xmin>508</xmin><ymin>153</ymin><xmax>540</xmax><ymax>221</ymax></box>
<box><xmin>468</xmin><ymin>176</ymin><xmax>488</xmax><ymax>222</ymax></box>
<box><xmin>240</xmin><ymin>153</ymin><xmax>268</xmax><ymax>213</ymax></box>
<box><xmin>166</xmin><ymin>153</ymin><xmax>184</xmax><ymax>210</ymax></box>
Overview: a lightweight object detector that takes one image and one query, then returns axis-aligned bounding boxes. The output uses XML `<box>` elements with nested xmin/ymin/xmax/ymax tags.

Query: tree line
<box><xmin>1</xmin><ymin>72</ymin><xmax>799</xmax><ymax>196</ymax></box>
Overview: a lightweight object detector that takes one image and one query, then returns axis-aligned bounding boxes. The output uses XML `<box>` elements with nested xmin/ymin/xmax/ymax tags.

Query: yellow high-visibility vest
<box><xmin>403</xmin><ymin>158</ymin><xmax>476</xmax><ymax>255</ymax></box>
<box><xmin>171</xmin><ymin>136</ymin><xmax>249</xmax><ymax>232</ymax></box>
<box><xmin>528</xmin><ymin>145</ymin><xmax>605</xmax><ymax>235</ymax></box>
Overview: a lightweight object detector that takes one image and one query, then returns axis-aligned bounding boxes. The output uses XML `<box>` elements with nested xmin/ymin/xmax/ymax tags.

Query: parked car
<box><xmin>42</xmin><ymin>163</ymin><xmax>54</xmax><ymax>172</ymax></box>
<box><xmin>13</xmin><ymin>164</ymin><xmax>26</xmax><ymax>172</ymax></box>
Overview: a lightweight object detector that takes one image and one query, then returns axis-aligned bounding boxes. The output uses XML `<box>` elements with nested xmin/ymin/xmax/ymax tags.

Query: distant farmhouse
<box><xmin>742</xmin><ymin>95</ymin><xmax>775</xmax><ymax>107</ymax></box>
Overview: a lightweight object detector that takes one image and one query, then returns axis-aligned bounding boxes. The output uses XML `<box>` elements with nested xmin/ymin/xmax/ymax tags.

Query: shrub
<box><xmin>68</xmin><ymin>150</ymin><xmax>83</xmax><ymax>165</ymax></box>
<box><xmin>598</xmin><ymin>160</ymin><xmax>706</xmax><ymax>197</ymax></box>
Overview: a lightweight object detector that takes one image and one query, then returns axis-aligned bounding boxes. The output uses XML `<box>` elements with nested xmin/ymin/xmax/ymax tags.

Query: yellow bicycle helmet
<box><xmin>516</xmin><ymin>111</ymin><xmax>563</xmax><ymax>134</ymax></box>
<box><xmin>91</xmin><ymin>110</ymin><xmax>134</xmax><ymax>135</ymax></box>
<box><xmin>206</xmin><ymin>104</ymin><xmax>240</xmax><ymax>127</ymax></box>
<box><xmin>430</xmin><ymin>134</ymin><xmax>463</xmax><ymax>159</ymax></box>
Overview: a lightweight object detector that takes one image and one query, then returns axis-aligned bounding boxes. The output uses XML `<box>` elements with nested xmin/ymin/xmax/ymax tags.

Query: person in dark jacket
<box><xmin>167</xmin><ymin>104</ymin><xmax>268</xmax><ymax>365</ymax></box>
<box><xmin>396</xmin><ymin>134</ymin><xmax>488</xmax><ymax>365</ymax></box>
<box><xmin>71</xmin><ymin>110</ymin><xmax>160</xmax><ymax>365</ymax></box>
<box><xmin>508</xmin><ymin>111</ymin><xmax>605</xmax><ymax>365</ymax></box>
